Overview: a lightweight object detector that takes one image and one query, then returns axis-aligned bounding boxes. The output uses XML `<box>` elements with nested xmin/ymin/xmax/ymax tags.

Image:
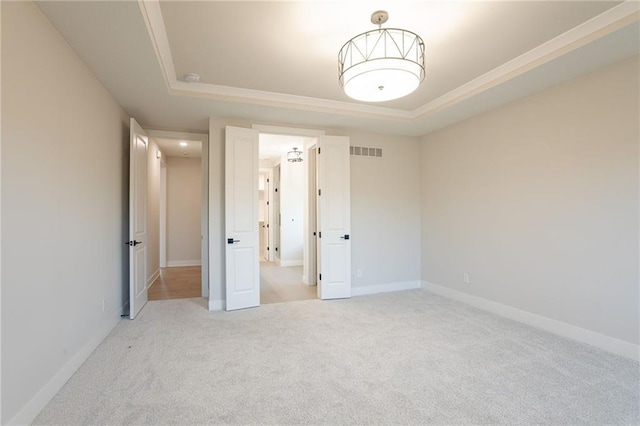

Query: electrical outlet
<box><xmin>463</xmin><ymin>273</ymin><xmax>470</xmax><ymax>284</ymax></box>
<box><xmin>356</xmin><ymin>269</ymin><xmax>363</xmax><ymax>278</ymax></box>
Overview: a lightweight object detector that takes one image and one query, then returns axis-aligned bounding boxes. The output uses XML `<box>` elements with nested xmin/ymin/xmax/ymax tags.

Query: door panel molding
<box><xmin>225</xmin><ymin>126</ymin><xmax>260</xmax><ymax>310</ymax></box>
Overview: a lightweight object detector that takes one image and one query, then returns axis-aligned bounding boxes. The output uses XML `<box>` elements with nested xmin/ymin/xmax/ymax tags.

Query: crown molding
<box><xmin>169</xmin><ymin>81</ymin><xmax>412</xmax><ymax>120</ymax></box>
<box><xmin>413</xmin><ymin>1</ymin><xmax>640</xmax><ymax>120</ymax></box>
<box><xmin>139</xmin><ymin>0</ymin><xmax>639</xmax><ymax>123</ymax></box>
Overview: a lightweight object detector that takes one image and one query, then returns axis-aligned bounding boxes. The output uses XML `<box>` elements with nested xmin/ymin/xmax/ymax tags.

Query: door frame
<box><xmin>145</xmin><ymin>129</ymin><xmax>209</xmax><ymax>299</ymax></box>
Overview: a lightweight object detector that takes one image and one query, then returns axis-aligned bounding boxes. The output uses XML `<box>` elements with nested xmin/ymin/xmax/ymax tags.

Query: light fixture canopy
<box><xmin>338</xmin><ymin>11</ymin><xmax>425</xmax><ymax>102</ymax></box>
<box><xmin>287</xmin><ymin>147</ymin><xmax>303</xmax><ymax>163</ymax></box>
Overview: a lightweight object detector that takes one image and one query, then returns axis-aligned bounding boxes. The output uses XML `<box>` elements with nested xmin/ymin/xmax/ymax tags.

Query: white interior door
<box><xmin>273</xmin><ymin>165</ymin><xmax>281</xmax><ymax>260</ymax></box>
<box><xmin>129</xmin><ymin>118</ymin><xmax>148</xmax><ymax>319</ymax></box>
<box><xmin>225</xmin><ymin>126</ymin><xmax>260</xmax><ymax>311</ymax></box>
<box><xmin>308</xmin><ymin>146</ymin><xmax>317</xmax><ymax>286</ymax></box>
<box><xmin>317</xmin><ymin>136</ymin><xmax>351</xmax><ymax>299</ymax></box>
<box><xmin>264</xmin><ymin>173</ymin><xmax>270</xmax><ymax>261</ymax></box>
<box><xmin>201</xmin><ymin>139</ymin><xmax>209</xmax><ymax>298</ymax></box>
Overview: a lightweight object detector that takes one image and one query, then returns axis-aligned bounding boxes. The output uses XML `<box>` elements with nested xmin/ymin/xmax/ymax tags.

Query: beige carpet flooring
<box><xmin>260</xmin><ymin>261</ymin><xmax>316</xmax><ymax>304</ymax></box>
<box><xmin>34</xmin><ymin>290</ymin><xmax>639</xmax><ymax>425</ymax></box>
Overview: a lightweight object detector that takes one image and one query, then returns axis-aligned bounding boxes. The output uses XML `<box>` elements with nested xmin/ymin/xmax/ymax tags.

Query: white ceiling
<box><xmin>259</xmin><ymin>134</ymin><xmax>305</xmax><ymax>161</ymax></box>
<box><xmin>154</xmin><ymin>137</ymin><xmax>202</xmax><ymax>158</ymax></box>
<box><xmin>35</xmin><ymin>1</ymin><xmax>639</xmax><ymax>137</ymax></box>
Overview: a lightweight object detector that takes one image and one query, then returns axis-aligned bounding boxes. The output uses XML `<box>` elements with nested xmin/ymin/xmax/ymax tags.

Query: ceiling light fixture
<box><xmin>287</xmin><ymin>147</ymin><xmax>303</xmax><ymax>163</ymax></box>
<box><xmin>179</xmin><ymin>141</ymin><xmax>188</xmax><ymax>147</ymax></box>
<box><xmin>338</xmin><ymin>10</ymin><xmax>425</xmax><ymax>103</ymax></box>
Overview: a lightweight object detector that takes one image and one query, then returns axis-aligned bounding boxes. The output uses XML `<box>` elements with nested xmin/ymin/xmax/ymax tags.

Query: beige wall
<box><xmin>279</xmin><ymin>153</ymin><xmax>304</xmax><ymax>263</ymax></box>
<box><xmin>1</xmin><ymin>2</ymin><xmax>128</xmax><ymax>423</ymax></box>
<box><xmin>166</xmin><ymin>157</ymin><xmax>202</xmax><ymax>265</ymax></box>
<box><xmin>208</xmin><ymin>120</ymin><xmax>422</xmax><ymax>304</ymax></box>
<box><xmin>147</xmin><ymin>139</ymin><xmax>161</xmax><ymax>281</ymax></box>
<box><xmin>337</xmin><ymin>131</ymin><xmax>421</xmax><ymax>288</ymax></box>
<box><xmin>420</xmin><ymin>56</ymin><xmax>639</xmax><ymax>345</ymax></box>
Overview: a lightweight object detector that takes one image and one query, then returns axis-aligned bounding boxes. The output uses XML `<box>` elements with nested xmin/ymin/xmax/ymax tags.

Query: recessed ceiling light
<box><xmin>184</xmin><ymin>73</ymin><xmax>200</xmax><ymax>83</ymax></box>
<box><xmin>179</xmin><ymin>141</ymin><xmax>188</xmax><ymax>147</ymax></box>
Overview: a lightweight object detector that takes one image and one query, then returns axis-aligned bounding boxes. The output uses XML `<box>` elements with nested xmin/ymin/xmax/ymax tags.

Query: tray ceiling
<box><xmin>36</xmin><ymin>1</ymin><xmax>639</xmax><ymax>136</ymax></box>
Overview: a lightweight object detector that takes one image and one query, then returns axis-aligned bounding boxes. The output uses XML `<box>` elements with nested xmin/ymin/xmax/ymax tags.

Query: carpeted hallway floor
<box><xmin>34</xmin><ymin>290</ymin><xmax>639</xmax><ymax>425</ymax></box>
<box><xmin>260</xmin><ymin>261</ymin><xmax>316</xmax><ymax>304</ymax></box>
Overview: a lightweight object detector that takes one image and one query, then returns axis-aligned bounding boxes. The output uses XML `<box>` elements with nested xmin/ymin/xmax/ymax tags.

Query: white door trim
<box><xmin>252</xmin><ymin>124</ymin><xmax>325</xmax><ymax>137</ymax></box>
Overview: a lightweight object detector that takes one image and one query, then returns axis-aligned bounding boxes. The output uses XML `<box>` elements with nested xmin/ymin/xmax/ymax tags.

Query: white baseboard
<box><xmin>352</xmin><ymin>280</ymin><xmax>422</xmax><ymax>297</ymax></box>
<box><xmin>208</xmin><ymin>299</ymin><xmax>224</xmax><ymax>311</ymax></box>
<box><xmin>278</xmin><ymin>260</ymin><xmax>302</xmax><ymax>267</ymax></box>
<box><xmin>146</xmin><ymin>269</ymin><xmax>160</xmax><ymax>288</ymax></box>
<box><xmin>302</xmin><ymin>274</ymin><xmax>308</xmax><ymax>285</ymax></box>
<box><xmin>167</xmin><ymin>260</ymin><xmax>201</xmax><ymax>267</ymax></box>
<box><xmin>8</xmin><ymin>309</ymin><xmax>122</xmax><ymax>425</ymax></box>
<box><xmin>422</xmin><ymin>281</ymin><xmax>640</xmax><ymax>362</ymax></box>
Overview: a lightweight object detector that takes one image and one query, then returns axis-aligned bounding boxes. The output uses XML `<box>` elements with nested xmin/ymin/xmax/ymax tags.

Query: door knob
<box><xmin>340</xmin><ymin>234</ymin><xmax>350</xmax><ymax>240</ymax></box>
<box><xmin>227</xmin><ymin>238</ymin><xmax>240</xmax><ymax>244</ymax></box>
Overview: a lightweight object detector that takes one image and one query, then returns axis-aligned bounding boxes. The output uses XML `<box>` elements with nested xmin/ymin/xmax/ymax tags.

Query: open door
<box><xmin>307</xmin><ymin>145</ymin><xmax>318</xmax><ymax>285</ymax></box>
<box><xmin>128</xmin><ymin>118</ymin><xmax>148</xmax><ymax>319</ymax></box>
<box><xmin>273</xmin><ymin>164</ymin><xmax>281</xmax><ymax>261</ymax></box>
<box><xmin>225</xmin><ymin>126</ymin><xmax>260</xmax><ymax>310</ymax></box>
<box><xmin>317</xmin><ymin>136</ymin><xmax>351</xmax><ymax>299</ymax></box>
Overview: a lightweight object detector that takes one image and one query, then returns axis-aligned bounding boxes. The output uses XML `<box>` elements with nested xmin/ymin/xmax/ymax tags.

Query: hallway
<box><xmin>148</xmin><ymin>266</ymin><xmax>201</xmax><ymax>300</ymax></box>
<box><xmin>260</xmin><ymin>261</ymin><xmax>316</xmax><ymax>304</ymax></box>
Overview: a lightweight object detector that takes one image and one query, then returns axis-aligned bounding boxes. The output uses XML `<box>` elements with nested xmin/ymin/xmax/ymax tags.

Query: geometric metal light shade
<box><xmin>338</xmin><ymin>11</ymin><xmax>425</xmax><ymax>102</ymax></box>
<box><xmin>287</xmin><ymin>147</ymin><xmax>303</xmax><ymax>162</ymax></box>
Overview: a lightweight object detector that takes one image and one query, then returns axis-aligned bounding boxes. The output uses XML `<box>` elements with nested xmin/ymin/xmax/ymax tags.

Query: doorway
<box><xmin>224</xmin><ymin>125</ymin><xmax>351</xmax><ymax>311</ymax></box>
<box><xmin>258</xmin><ymin>133</ymin><xmax>316</xmax><ymax>304</ymax></box>
<box><xmin>147</xmin><ymin>131</ymin><xmax>208</xmax><ymax>301</ymax></box>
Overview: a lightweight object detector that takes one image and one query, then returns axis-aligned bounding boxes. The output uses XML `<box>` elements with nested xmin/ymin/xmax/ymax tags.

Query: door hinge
<box><xmin>275</xmin><ymin>188</ymin><xmax>278</xmax><ymax>192</ymax></box>
<box><xmin>275</xmin><ymin>247</ymin><xmax>278</xmax><ymax>252</ymax></box>
<box><xmin>267</xmin><ymin>201</ymin><xmax>269</xmax><ymax>205</ymax></box>
<box><xmin>313</xmin><ymin>231</ymin><xmax>316</xmax><ymax>236</ymax></box>
<box><xmin>267</xmin><ymin>178</ymin><xmax>269</xmax><ymax>183</ymax></box>
<box><xmin>267</xmin><ymin>224</ymin><xmax>269</xmax><ymax>228</ymax></box>
<box><xmin>267</xmin><ymin>246</ymin><xmax>269</xmax><ymax>251</ymax></box>
<box><xmin>319</xmin><ymin>232</ymin><xmax>322</xmax><ymax>238</ymax></box>
<box><xmin>318</xmin><ymin>147</ymin><xmax>321</xmax><ymax>154</ymax></box>
<box><xmin>319</xmin><ymin>273</ymin><xmax>322</xmax><ymax>280</ymax></box>
<box><xmin>318</xmin><ymin>189</ymin><xmax>321</xmax><ymax>196</ymax></box>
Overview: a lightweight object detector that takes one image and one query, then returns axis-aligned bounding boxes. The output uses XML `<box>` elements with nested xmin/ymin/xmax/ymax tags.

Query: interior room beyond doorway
<box><xmin>259</xmin><ymin>133</ymin><xmax>317</xmax><ymax>304</ymax></box>
<box><xmin>150</xmin><ymin>137</ymin><xmax>203</xmax><ymax>300</ymax></box>
<box><xmin>149</xmin><ymin>266</ymin><xmax>201</xmax><ymax>300</ymax></box>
